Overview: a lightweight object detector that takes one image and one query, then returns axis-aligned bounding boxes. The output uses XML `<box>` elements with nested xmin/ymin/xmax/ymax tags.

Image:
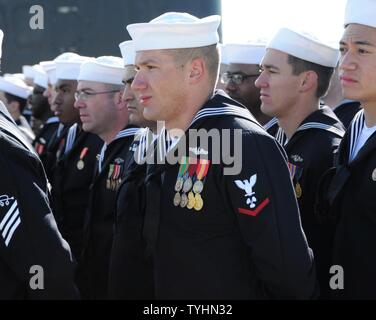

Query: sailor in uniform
<box><xmin>108</xmin><ymin>40</ymin><xmax>156</xmax><ymax>299</ymax></box>
<box><xmin>126</xmin><ymin>12</ymin><xmax>318</xmax><ymax>299</ymax></box>
<box><xmin>75</xmin><ymin>56</ymin><xmax>139</xmax><ymax>299</ymax></box>
<box><xmin>327</xmin><ymin>0</ymin><xmax>376</xmax><ymax>299</ymax></box>
<box><xmin>0</xmin><ymin>29</ymin><xmax>79</xmax><ymax>300</ymax></box>
<box><xmin>255</xmin><ymin>27</ymin><xmax>345</xmax><ymax>298</ymax></box>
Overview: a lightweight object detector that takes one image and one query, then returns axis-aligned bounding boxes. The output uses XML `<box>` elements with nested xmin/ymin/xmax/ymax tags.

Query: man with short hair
<box><xmin>108</xmin><ymin>40</ymin><xmax>156</xmax><ymax>299</ymax></box>
<box><xmin>39</xmin><ymin>54</ymin><xmax>71</xmax><ymax>179</ymax></box>
<box><xmin>48</xmin><ymin>53</ymin><xmax>102</xmax><ymax>265</ymax></box>
<box><xmin>223</xmin><ymin>42</ymin><xmax>272</xmax><ymax>126</ymax></box>
<box><xmin>0</xmin><ymin>29</ymin><xmax>79</xmax><ymax>300</ymax></box>
<box><xmin>127</xmin><ymin>12</ymin><xmax>317</xmax><ymax>299</ymax></box>
<box><xmin>120</xmin><ymin>44</ymin><xmax>156</xmax><ymax>131</ymax></box>
<box><xmin>42</xmin><ymin>53</ymin><xmax>83</xmax><ymax>180</ymax></box>
<box><xmin>255</xmin><ymin>28</ymin><xmax>345</xmax><ymax>298</ymax></box>
<box><xmin>74</xmin><ymin>56</ymin><xmax>139</xmax><ymax>299</ymax></box>
<box><xmin>30</xmin><ymin>63</ymin><xmax>55</xmax><ymax>134</ymax></box>
<box><xmin>321</xmin><ymin>66</ymin><xmax>361</xmax><ymax>129</ymax></box>
<box><xmin>327</xmin><ymin>0</ymin><xmax>376</xmax><ymax>299</ymax></box>
<box><xmin>0</xmin><ymin>75</ymin><xmax>35</xmax><ymax>143</ymax></box>
<box><xmin>32</xmin><ymin>63</ymin><xmax>59</xmax><ymax>156</ymax></box>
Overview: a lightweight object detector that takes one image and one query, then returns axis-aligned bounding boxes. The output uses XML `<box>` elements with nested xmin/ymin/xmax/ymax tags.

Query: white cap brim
<box><xmin>0</xmin><ymin>76</ymin><xmax>32</xmax><ymax>99</ymax></box>
<box><xmin>78</xmin><ymin>56</ymin><xmax>124</xmax><ymax>85</ymax></box>
<box><xmin>22</xmin><ymin>65</ymin><xmax>35</xmax><ymax>80</ymax></box>
<box><xmin>127</xmin><ymin>13</ymin><xmax>221</xmax><ymax>51</ymax></box>
<box><xmin>267</xmin><ymin>28</ymin><xmax>339</xmax><ymax>67</ymax></box>
<box><xmin>119</xmin><ymin>40</ymin><xmax>136</xmax><ymax>66</ymax></box>
<box><xmin>33</xmin><ymin>66</ymin><xmax>48</xmax><ymax>89</ymax></box>
<box><xmin>344</xmin><ymin>0</ymin><xmax>376</xmax><ymax>28</ymax></box>
<box><xmin>223</xmin><ymin>43</ymin><xmax>266</xmax><ymax>65</ymax></box>
<box><xmin>55</xmin><ymin>56</ymin><xmax>94</xmax><ymax>81</ymax></box>
<box><xmin>46</xmin><ymin>67</ymin><xmax>57</xmax><ymax>86</ymax></box>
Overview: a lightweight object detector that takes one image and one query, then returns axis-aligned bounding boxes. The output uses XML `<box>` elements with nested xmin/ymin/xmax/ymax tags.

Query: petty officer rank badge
<box><xmin>0</xmin><ymin>194</ymin><xmax>21</xmax><ymax>247</ymax></box>
<box><xmin>234</xmin><ymin>173</ymin><xmax>270</xmax><ymax>217</ymax></box>
<box><xmin>287</xmin><ymin>161</ymin><xmax>303</xmax><ymax>199</ymax></box>
<box><xmin>106</xmin><ymin>158</ymin><xmax>125</xmax><ymax>191</ymax></box>
<box><xmin>173</xmin><ymin>156</ymin><xmax>210</xmax><ymax>211</ymax></box>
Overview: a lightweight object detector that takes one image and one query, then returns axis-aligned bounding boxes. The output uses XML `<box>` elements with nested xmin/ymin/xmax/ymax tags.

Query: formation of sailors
<box><xmin>0</xmin><ymin>0</ymin><xmax>375</xmax><ymax>300</ymax></box>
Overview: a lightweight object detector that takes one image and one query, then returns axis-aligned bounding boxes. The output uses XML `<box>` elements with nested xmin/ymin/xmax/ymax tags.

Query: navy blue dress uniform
<box><xmin>32</xmin><ymin>116</ymin><xmax>60</xmax><ymax>158</ymax></box>
<box><xmin>0</xmin><ymin>104</ymin><xmax>79</xmax><ymax>299</ymax></box>
<box><xmin>333</xmin><ymin>100</ymin><xmax>361</xmax><ymax>129</ymax></box>
<box><xmin>142</xmin><ymin>92</ymin><xmax>317</xmax><ymax>299</ymax></box>
<box><xmin>265</xmin><ymin>117</ymin><xmax>288</xmax><ymax>146</ymax></box>
<box><xmin>39</xmin><ymin>123</ymin><xmax>69</xmax><ymax>182</ymax></box>
<box><xmin>80</xmin><ymin>126</ymin><xmax>139</xmax><ymax>299</ymax></box>
<box><xmin>264</xmin><ymin>117</ymin><xmax>278</xmax><ymax>136</ymax></box>
<box><xmin>325</xmin><ymin>110</ymin><xmax>376</xmax><ymax>299</ymax></box>
<box><xmin>49</xmin><ymin>123</ymin><xmax>102</xmax><ymax>263</ymax></box>
<box><xmin>108</xmin><ymin>128</ymin><xmax>155</xmax><ymax>299</ymax></box>
<box><xmin>276</xmin><ymin>106</ymin><xmax>344</xmax><ymax>298</ymax></box>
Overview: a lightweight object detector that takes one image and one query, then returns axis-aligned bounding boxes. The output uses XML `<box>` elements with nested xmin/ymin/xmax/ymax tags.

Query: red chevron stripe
<box><xmin>238</xmin><ymin>198</ymin><xmax>270</xmax><ymax>217</ymax></box>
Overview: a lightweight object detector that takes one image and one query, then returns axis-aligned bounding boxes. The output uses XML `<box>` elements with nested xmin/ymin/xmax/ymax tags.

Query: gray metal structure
<box><xmin>0</xmin><ymin>0</ymin><xmax>221</xmax><ymax>73</ymax></box>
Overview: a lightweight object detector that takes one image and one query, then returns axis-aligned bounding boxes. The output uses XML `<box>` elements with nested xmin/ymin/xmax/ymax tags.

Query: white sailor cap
<box><xmin>119</xmin><ymin>40</ymin><xmax>136</xmax><ymax>66</ymax></box>
<box><xmin>127</xmin><ymin>12</ymin><xmax>221</xmax><ymax>51</ymax></box>
<box><xmin>0</xmin><ymin>75</ymin><xmax>32</xmax><ymax>99</ymax></box>
<box><xmin>40</xmin><ymin>60</ymin><xmax>55</xmax><ymax>72</ymax></box>
<box><xmin>33</xmin><ymin>61</ymin><xmax>56</xmax><ymax>88</ymax></box>
<box><xmin>52</xmin><ymin>53</ymin><xmax>78</xmax><ymax>83</ymax></box>
<box><xmin>219</xmin><ymin>43</ymin><xmax>229</xmax><ymax>65</ymax></box>
<box><xmin>78</xmin><ymin>56</ymin><xmax>124</xmax><ymax>85</ymax></box>
<box><xmin>267</xmin><ymin>28</ymin><xmax>339</xmax><ymax>67</ymax></box>
<box><xmin>224</xmin><ymin>42</ymin><xmax>266</xmax><ymax>65</ymax></box>
<box><xmin>55</xmin><ymin>52</ymin><xmax>94</xmax><ymax>81</ymax></box>
<box><xmin>344</xmin><ymin>0</ymin><xmax>376</xmax><ymax>28</ymax></box>
<box><xmin>4</xmin><ymin>73</ymin><xmax>25</xmax><ymax>81</ymax></box>
<box><xmin>22</xmin><ymin>65</ymin><xmax>35</xmax><ymax>80</ymax></box>
<box><xmin>33</xmin><ymin>65</ymin><xmax>48</xmax><ymax>88</ymax></box>
<box><xmin>46</xmin><ymin>67</ymin><xmax>57</xmax><ymax>86</ymax></box>
<box><xmin>0</xmin><ymin>29</ymin><xmax>3</xmax><ymax>59</ymax></box>
<box><xmin>40</xmin><ymin>60</ymin><xmax>56</xmax><ymax>86</ymax></box>
<box><xmin>33</xmin><ymin>61</ymin><xmax>55</xmax><ymax>89</ymax></box>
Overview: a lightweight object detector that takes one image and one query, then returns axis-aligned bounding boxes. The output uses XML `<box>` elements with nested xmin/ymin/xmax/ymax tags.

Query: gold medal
<box><xmin>77</xmin><ymin>159</ymin><xmax>85</xmax><ymax>170</ymax></box>
<box><xmin>183</xmin><ymin>177</ymin><xmax>193</xmax><ymax>193</ymax></box>
<box><xmin>192</xmin><ymin>180</ymin><xmax>204</xmax><ymax>194</ymax></box>
<box><xmin>194</xmin><ymin>193</ymin><xmax>204</xmax><ymax>211</ymax></box>
<box><xmin>372</xmin><ymin>168</ymin><xmax>376</xmax><ymax>181</ymax></box>
<box><xmin>193</xmin><ymin>159</ymin><xmax>210</xmax><ymax>196</ymax></box>
<box><xmin>173</xmin><ymin>192</ymin><xmax>181</xmax><ymax>206</ymax></box>
<box><xmin>106</xmin><ymin>179</ymin><xmax>111</xmax><ymax>189</ymax></box>
<box><xmin>180</xmin><ymin>193</ymin><xmax>188</xmax><ymax>208</ymax></box>
<box><xmin>187</xmin><ymin>192</ymin><xmax>195</xmax><ymax>209</ymax></box>
<box><xmin>175</xmin><ymin>177</ymin><xmax>184</xmax><ymax>192</ymax></box>
<box><xmin>295</xmin><ymin>183</ymin><xmax>302</xmax><ymax>198</ymax></box>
